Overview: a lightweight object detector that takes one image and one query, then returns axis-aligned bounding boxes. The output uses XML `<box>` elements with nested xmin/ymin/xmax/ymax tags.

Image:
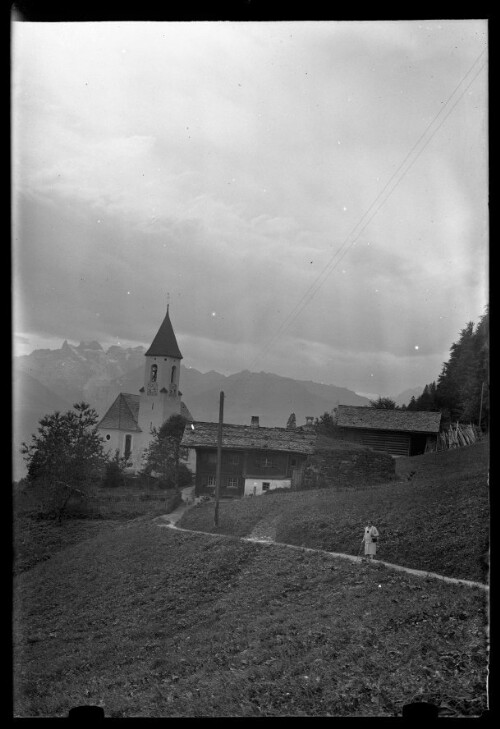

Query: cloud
<box><xmin>12</xmin><ymin>20</ymin><xmax>488</xmax><ymax>395</ymax></box>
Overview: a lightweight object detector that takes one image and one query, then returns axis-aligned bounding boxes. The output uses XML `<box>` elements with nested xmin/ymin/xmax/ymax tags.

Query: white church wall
<box><xmin>100</xmin><ymin>429</ymin><xmax>142</xmax><ymax>467</ymax></box>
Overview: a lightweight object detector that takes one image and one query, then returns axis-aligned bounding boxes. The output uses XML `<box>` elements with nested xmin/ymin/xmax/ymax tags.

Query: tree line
<box><xmin>404</xmin><ymin>307</ymin><xmax>488</xmax><ymax>428</ymax></box>
<box><xmin>313</xmin><ymin>307</ymin><xmax>488</xmax><ymax>433</ymax></box>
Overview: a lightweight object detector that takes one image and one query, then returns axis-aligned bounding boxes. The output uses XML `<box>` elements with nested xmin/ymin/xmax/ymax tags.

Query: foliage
<box><xmin>314</xmin><ymin>411</ymin><xmax>339</xmax><ymax>437</ymax></box>
<box><xmin>406</xmin><ymin>384</ymin><xmax>439</xmax><ymax>412</ymax></box>
<box><xmin>407</xmin><ymin>307</ymin><xmax>489</xmax><ymax>428</ymax></box>
<box><xmin>141</xmin><ymin>413</ymin><xmax>191</xmax><ymax>488</ymax></box>
<box><xmin>156</xmin><ymin>464</ymin><xmax>193</xmax><ymax>490</ymax></box>
<box><xmin>369</xmin><ymin>396</ymin><xmax>397</xmax><ymax>409</ymax></box>
<box><xmin>101</xmin><ymin>450</ymin><xmax>131</xmax><ymax>488</ymax></box>
<box><xmin>20</xmin><ymin>402</ymin><xmax>107</xmax><ymax>521</ymax></box>
<box><xmin>286</xmin><ymin>412</ymin><xmax>296</xmax><ymax>429</ymax></box>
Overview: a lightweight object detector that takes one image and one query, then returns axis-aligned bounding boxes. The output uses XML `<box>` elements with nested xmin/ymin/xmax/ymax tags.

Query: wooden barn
<box><xmin>180</xmin><ymin>416</ymin><xmax>317</xmax><ymax>498</ymax></box>
<box><xmin>336</xmin><ymin>405</ymin><xmax>442</xmax><ymax>457</ymax></box>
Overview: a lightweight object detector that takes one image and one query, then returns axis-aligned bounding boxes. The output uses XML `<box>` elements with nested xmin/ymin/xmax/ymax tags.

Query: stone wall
<box><xmin>299</xmin><ymin>445</ymin><xmax>395</xmax><ymax>491</ymax></box>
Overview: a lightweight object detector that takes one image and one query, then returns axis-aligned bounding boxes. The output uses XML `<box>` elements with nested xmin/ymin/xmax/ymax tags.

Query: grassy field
<box><xmin>13</xmin><ymin>521</ymin><xmax>487</xmax><ymax>717</ymax></box>
<box><xmin>13</xmin><ymin>442</ymin><xmax>489</xmax><ymax>717</ymax></box>
<box><xmin>179</xmin><ymin>441</ymin><xmax>489</xmax><ymax>583</ymax></box>
<box><xmin>13</xmin><ymin>486</ymin><xmax>181</xmax><ymax>575</ymax></box>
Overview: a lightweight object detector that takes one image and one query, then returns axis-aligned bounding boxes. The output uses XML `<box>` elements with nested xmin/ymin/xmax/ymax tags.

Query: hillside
<box><xmin>13</xmin><ymin>438</ymin><xmax>489</xmax><ymax>717</ymax></box>
<box><xmin>392</xmin><ymin>386</ymin><xmax>425</xmax><ymax>406</ymax></box>
<box><xmin>185</xmin><ymin>370</ymin><xmax>370</xmax><ymax>426</ymax></box>
<box><xmin>13</xmin><ymin>520</ymin><xmax>487</xmax><ymax>717</ymax></box>
<box><xmin>180</xmin><ymin>440</ymin><xmax>489</xmax><ymax>583</ymax></box>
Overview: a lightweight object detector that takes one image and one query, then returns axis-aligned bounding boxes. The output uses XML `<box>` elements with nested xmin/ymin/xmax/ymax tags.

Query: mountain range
<box><xmin>13</xmin><ymin>340</ymin><xmax>419</xmax><ymax>479</ymax></box>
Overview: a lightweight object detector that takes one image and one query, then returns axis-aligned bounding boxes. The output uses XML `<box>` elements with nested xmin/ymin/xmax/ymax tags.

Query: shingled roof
<box><xmin>336</xmin><ymin>405</ymin><xmax>441</xmax><ymax>434</ymax></box>
<box><xmin>181</xmin><ymin>421</ymin><xmax>317</xmax><ymax>454</ymax></box>
<box><xmin>98</xmin><ymin>393</ymin><xmax>142</xmax><ymax>432</ymax></box>
<box><xmin>145</xmin><ymin>306</ymin><xmax>183</xmax><ymax>359</ymax></box>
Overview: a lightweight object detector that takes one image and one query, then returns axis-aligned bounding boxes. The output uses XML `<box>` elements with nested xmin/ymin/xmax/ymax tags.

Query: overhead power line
<box><xmin>240</xmin><ymin>48</ymin><xmax>487</xmax><ymax>381</ymax></box>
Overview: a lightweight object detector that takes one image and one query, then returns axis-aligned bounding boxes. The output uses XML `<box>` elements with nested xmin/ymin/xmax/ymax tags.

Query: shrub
<box><xmin>101</xmin><ymin>452</ymin><xmax>129</xmax><ymax>488</ymax></box>
<box><xmin>156</xmin><ymin>463</ymin><xmax>192</xmax><ymax>490</ymax></box>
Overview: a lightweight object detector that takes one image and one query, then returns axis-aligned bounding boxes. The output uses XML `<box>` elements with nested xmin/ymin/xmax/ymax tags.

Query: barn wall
<box><xmin>338</xmin><ymin>428</ymin><xmax>411</xmax><ymax>457</ymax></box>
<box><xmin>300</xmin><ymin>447</ymin><xmax>395</xmax><ymax>491</ymax></box>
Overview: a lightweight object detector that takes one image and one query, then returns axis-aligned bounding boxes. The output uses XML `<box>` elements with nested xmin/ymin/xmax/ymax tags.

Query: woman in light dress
<box><xmin>362</xmin><ymin>521</ymin><xmax>379</xmax><ymax>559</ymax></box>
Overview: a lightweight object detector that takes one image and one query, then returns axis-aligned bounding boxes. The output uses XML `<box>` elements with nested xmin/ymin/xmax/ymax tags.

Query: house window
<box><xmin>262</xmin><ymin>482</ymin><xmax>271</xmax><ymax>491</ymax></box>
<box><xmin>207</xmin><ymin>475</ymin><xmax>216</xmax><ymax>488</ymax></box>
<box><xmin>124</xmin><ymin>434</ymin><xmax>132</xmax><ymax>460</ymax></box>
<box><xmin>150</xmin><ymin>364</ymin><xmax>158</xmax><ymax>382</ymax></box>
<box><xmin>290</xmin><ymin>457</ymin><xmax>297</xmax><ymax>466</ymax></box>
<box><xmin>260</xmin><ymin>456</ymin><xmax>273</xmax><ymax>468</ymax></box>
<box><xmin>229</xmin><ymin>454</ymin><xmax>239</xmax><ymax>464</ymax></box>
<box><xmin>227</xmin><ymin>477</ymin><xmax>239</xmax><ymax>490</ymax></box>
<box><xmin>106</xmin><ymin>434</ymin><xmax>111</xmax><ymax>441</ymax></box>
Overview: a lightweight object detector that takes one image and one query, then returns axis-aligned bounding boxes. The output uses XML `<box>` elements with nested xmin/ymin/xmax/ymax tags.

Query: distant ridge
<box><xmin>14</xmin><ymin>340</ymin><xmax>376</xmax><ymax>477</ymax></box>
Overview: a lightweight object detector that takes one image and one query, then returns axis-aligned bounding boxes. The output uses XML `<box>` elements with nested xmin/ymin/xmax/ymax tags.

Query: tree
<box><xmin>141</xmin><ymin>413</ymin><xmax>191</xmax><ymax>488</ymax></box>
<box><xmin>314</xmin><ymin>411</ymin><xmax>339</xmax><ymax>437</ymax></box>
<box><xmin>21</xmin><ymin>402</ymin><xmax>107</xmax><ymax>520</ymax></box>
<box><xmin>101</xmin><ymin>450</ymin><xmax>131</xmax><ymax>488</ymax></box>
<box><xmin>286</xmin><ymin>413</ymin><xmax>296</xmax><ymax>429</ymax></box>
<box><xmin>434</xmin><ymin>307</ymin><xmax>489</xmax><ymax>426</ymax></box>
<box><xmin>369</xmin><ymin>397</ymin><xmax>397</xmax><ymax>409</ymax></box>
<box><xmin>409</xmin><ymin>382</ymin><xmax>438</xmax><ymax>412</ymax></box>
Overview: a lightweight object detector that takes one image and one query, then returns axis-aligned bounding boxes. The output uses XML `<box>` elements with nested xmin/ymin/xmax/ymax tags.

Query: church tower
<box><xmin>137</xmin><ymin>304</ymin><xmax>185</xmax><ymax>437</ymax></box>
<box><xmin>98</xmin><ymin>302</ymin><xmax>192</xmax><ymax>471</ymax></box>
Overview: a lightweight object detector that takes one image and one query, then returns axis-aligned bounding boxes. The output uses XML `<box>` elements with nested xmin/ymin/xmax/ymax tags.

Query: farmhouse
<box><xmin>98</xmin><ymin>305</ymin><xmax>193</xmax><ymax>470</ymax></box>
<box><xmin>181</xmin><ymin>416</ymin><xmax>397</xmax><ymax>496</ymax></box>
<box><xmin>336</xmin><ymin>405</ymin><xmax>442</xmax><ymax>457</ymax></box>
<box><xmin>180</xmin><ymin>416</ymin><xmax>317</xmax><ymax>498</ymax></box>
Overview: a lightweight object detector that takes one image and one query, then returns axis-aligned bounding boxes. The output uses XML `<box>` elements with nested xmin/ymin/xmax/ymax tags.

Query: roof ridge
<box><xmin>339</xmin><ymin>404</ymin><xmax>440</xmax><ymax>415</ymax></box>
<box><xmin>190</xmin><ymin>420</ymin><xmax>311</xmax><ymax>432</ymax></box>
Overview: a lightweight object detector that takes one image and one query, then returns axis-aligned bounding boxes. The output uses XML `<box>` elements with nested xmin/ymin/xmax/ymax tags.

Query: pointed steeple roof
<box><xmin>145</xmin><ymin>306</ymin><xmax>183</xmax><ymax>359</ymax></box>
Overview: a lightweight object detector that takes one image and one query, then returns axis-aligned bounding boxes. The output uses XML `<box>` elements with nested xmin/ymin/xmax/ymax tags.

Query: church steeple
<box><xmin>145</xmin><ymin>305</ymin><xmax>183</xmax><ymax>359</ymax></box>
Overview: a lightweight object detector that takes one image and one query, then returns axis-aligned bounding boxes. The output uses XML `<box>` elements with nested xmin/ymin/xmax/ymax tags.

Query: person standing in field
<box><xmin>362</xmin><ymin>521</ymin><xmax>379</xmax><ymax>560</ymax></box>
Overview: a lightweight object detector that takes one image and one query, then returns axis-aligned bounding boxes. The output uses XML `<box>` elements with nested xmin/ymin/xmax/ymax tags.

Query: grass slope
<box><xmin>14</xmin><ymin>521</ymin><xmax>487</xmax><ymax>717</ymax></box>
<box><xmin>14</xmin><ymin>487</ymin><xmax>181</xmax><ymax>575</ymax></box>
<box><xmin>179</xmin><ymin>441</ymin><xmax>489</xmax><ymax>583</ymax></box>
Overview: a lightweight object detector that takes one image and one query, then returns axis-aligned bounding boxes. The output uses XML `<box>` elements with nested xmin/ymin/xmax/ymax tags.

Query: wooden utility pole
<box><xmin>478</xmin><ymin>381</ymin><xmax>485</xmax><ymax>431</ymax></box>
<box><xmin>214</xmin><ymin>391</ymin><xmax>224</xmax><ymax>527</ymax></box>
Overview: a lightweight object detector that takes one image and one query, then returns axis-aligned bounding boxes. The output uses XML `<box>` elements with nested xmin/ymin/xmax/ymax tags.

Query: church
<box><xmin>98</xmin><ymin>305</ymin><xmax>193</xmax><ymax>471</ymax></box>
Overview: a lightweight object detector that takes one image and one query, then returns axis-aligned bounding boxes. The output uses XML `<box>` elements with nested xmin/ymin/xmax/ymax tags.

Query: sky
<box><xmin>12</xmin><ymin>19</ymin><xmax>488</xmax><ymax>398</ymax></box>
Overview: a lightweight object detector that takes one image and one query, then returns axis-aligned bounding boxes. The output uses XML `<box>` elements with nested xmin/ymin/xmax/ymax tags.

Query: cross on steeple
<box><xmin>166</xmin><ymin>291</ymin><xmax>170</xmax><ymax>312</ymax></box>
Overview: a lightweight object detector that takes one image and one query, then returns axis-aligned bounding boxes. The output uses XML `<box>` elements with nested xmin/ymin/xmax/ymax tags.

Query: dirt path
<box><xmin>156</xmin><ymin>521</ymin><xmax>488</xmax><ymax>591</ymax></box>
<box><xmin>155</xmin><ymin>486</ymin><xmax>195</xmax><ymax>527</ymax></box>
<box><xmin>247</xmin><ymin>515</ymin><xmax>280</xmax><ymax>542</ymax></box>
